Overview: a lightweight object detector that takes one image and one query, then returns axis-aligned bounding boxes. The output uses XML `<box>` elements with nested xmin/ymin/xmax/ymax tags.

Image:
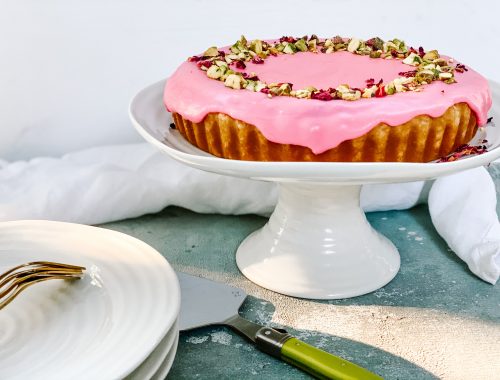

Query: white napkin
<box><xmin>0</xmin><ymin>143</ymin><xmax>498</xmax><ymax>284</ymax></box>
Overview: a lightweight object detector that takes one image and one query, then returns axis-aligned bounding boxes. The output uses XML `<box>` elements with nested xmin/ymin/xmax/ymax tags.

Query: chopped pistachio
<box><xmin>342</xmin><ymin>90</ymin><xmax>361</xmax><ymax>101</ymax></box>
<box><xmin>206</xmin><ymin>65</ymin><xmax>222</xmax><ymax>79</ymax></box>
<box><xmin>415</xmin><ymin>70</ymin><xmax>434</xmax><ymax>83</ymax></box>
<box><xmin>336</xmin><ymin>84</ymin><xmax>351</xmax><ymax>93</ymax></box>
<box><xmin>423</xmin><ymin>50</ymin><xmax>439</xmax><ymax>60</ymax></box>
<box><xmin>277</xmin><ymin>83</ymin><xmax>292</xmax><ymax>95</ymax></box>
<box><xmin>324</xmin><ymin>39</ymin><xmax>333</xmax><ymax>48</ymax></box>
<box><xmin>283</xmin><ymin>43</ymin><xmax>296</xmax><ymax>54</ymax></box>
<box><xmin>249</xmin><ymin>39</ymin><xmax>263</xmax><ymax>54</ymax></box>
<box><xmin>382</xmin><ymin>41</ymin><xmax>396</xmax><ymax>53</ymax></box>
<box><xmin>245</xmin><ymin>80</ymin><xmax>256</xmax><ymax>91</ymax></box>
<box><xmin>362</xmin><ymin>86</ymin><xmax>376</xmax><ymax>98</ymax></box>
<box><xmin>307</xmin><ymin>39</ymin><xmax>317</xmax><ymax>51</ymax></box>
<box><xmin>392</xmin><ymin>78</ymin><xmax>407</xmax><ymax>92</ymax></box>
<box><xmin>332</xmin><ymin>36</ymin><xmax>344</xmax><ymax>44</ymax></box>
<box><xmin>385</xmin><ymin>83</ymin><xmax>396</xmax><ymax>95</ymax></box>
<box><xmin>347</xmin><ymin>38</ymin><xmax>361</xmax><ymax>52</ymax></box>
<box><xmin>294</xmin><ymin>89</ymin><xmax>312</xmax><ymax>98</ymax></box>
<box><xmin>295</xmin><ymin>38</ymin><xmax>308</xmax><ymax>52</ymax></box>
<box><xmin>224</xmin><ymin>74</ymin><xmax>242</xmax><ymax>89</ymax></box>
<box><xmin>269</xmin><ymin>47</ymin><xmax>280</xmax><ymax>55</ymax></box>
<box><xmin>254</xmin><ymin>82</ymin><xmax>267</xmax><ymax>92</ymax></box>
<box><xmin>390</xmin><ymin>39</ymin><xmax>406</xmax><ymax>51</ymax></box>
<box><xmin>433</xmin><ymin>58</ymin><xmax>448</xmax><ymax>67</ymax></box>
<box><xmin>367</xmin><ymin>37</ymin><xmax>384</xmax><ymax>51</ymax></box>
<box><xmin>402</xmin><ymin>52</ymin><xmax>422</xmax><ymax>66</ymax></box>
<box><xmin>230</xmin><ymin>45</ymin><xmax>240</xmax><ymax>54</ymax></box>
<box><xmin>438</xmin><ymin>72</ymin><xmax>453</xmax><ymax>80</ymax></box>
<box><xmin>203</xmin><ymin>46</ymin><xmax>219</xmax><ymax>57</ymax></box>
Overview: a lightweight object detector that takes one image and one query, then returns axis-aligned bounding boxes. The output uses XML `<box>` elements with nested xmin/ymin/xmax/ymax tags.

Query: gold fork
<box><xmin>0</xmin><ymin>261</ymin><xmax>86</xmax><ymax>310</ymax></box>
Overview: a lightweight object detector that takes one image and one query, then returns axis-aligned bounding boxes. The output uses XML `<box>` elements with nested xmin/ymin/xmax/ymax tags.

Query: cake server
<box><xmin>178</xmin><ymin>272</ymin><xmax>382</xmax><ymax>380</ymax></box>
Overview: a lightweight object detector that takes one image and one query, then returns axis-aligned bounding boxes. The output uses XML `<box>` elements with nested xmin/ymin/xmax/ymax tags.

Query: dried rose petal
<box><xmin>455</xmin><ymin>63</ymin><xmax>468</xmax><ymax>73</ymax></box>
<box><xmin>188</xmin><ymin>55</ymin><xmax>203</xmax><ymax>62</ymax></box>
<box><xmin>311</xmin><ymin>90</ymin><xmax>333</xmax><ymax>101</ymax></box>
<box><xmin>260</xmin><ymin>88</ymin><xmax>270</xmax><ymax>94</ymax></box>
<box><xmin>245</xmin><ymin>74</ymin><xmax>260</xmax><ymax>81</ymax></box>
<box><xmin>399</xmin><ymin>70</ymin><xmax>417</xmax><ymax>78</ymax></box>
<box><xmin>280</xmin><ymin>36</ymin><xmax>297</xmax><ymax>43</ymax></box>
<box><xmin>438</xmin><ymin>143</ymin><xmax>488</xmax><ymax>162</ymax></box>
<box><xmin>252</xmin><ymin>57</ymin><xmax>264</xmax><ymax>64</ymax></box>
<box><xmin>235</xmin><ymin>60</ymin><xmax>246</xmax><ymax>69</ymax></box>
<box><xmin>197</xmin><ymin>60</ymin><xmax>212</xmax><ymax>69</ymax></box>
<box><xmin>375</xmin><ymin>85</ymin><xmax>386</xmax><ymax>97</ymax></box>
<box><xmin>418</xmin><ymin>46</ymin><xmax>425</xmax><ymax>57</ymax></box>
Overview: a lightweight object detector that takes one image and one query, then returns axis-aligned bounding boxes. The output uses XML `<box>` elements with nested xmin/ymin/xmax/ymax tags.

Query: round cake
<box><xmin>164</xmin><ymin>36</ymin><xmax>491</xmax><ymax>162</ymax></box>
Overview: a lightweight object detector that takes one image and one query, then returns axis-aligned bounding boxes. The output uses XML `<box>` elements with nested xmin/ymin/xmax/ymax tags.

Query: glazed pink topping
<box><xmin>164</xmin><ymin>50</ymin><xmax>491</xmax><ymax>154</ymax></box>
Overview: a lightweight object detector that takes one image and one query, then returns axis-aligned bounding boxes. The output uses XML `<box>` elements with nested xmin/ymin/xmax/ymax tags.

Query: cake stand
<box><xmin>130</xmin><ymin>80</ymin><xmax>500</xmax><ymax>299</ymax></box>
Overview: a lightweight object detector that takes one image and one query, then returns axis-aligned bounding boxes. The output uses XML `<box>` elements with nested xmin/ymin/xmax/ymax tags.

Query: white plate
<box><xmin>130</xmin><ymin>79</ymin><xmax>500</xmax><ymax>184</ymax></box>
<box><xmin>0</xmin><ymin>220</ymin><xmax>180</xmax><ymax>380</ymax></box>
<box><xmin>127</xmin><ymin>320</ymin><xmax>179</xmax><ymax>380</ymax></box>
<box><xmin>151</xmin><ymin>333</ymin><xmax>179</xmax><ymax>380</ymax></box>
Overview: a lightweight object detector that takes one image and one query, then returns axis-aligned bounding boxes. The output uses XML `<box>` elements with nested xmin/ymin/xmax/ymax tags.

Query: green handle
<box><xmin>281</xmin><ymin>338</ymin><xmax>383</xmax><ymax>380</ymax></box>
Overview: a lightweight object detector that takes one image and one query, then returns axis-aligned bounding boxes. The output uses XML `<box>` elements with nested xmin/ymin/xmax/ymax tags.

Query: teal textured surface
<box><xmin>102</xmin><ymin>167</ymin><xmax>500</xmax><ymax>380</ymax></box>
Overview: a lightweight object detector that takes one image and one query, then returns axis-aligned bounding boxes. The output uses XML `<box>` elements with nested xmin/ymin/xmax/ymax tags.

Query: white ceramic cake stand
<box><xmin>130</xmin><ymin>80</ymin><xmax>500</xmax><ymax>299</ymax></box>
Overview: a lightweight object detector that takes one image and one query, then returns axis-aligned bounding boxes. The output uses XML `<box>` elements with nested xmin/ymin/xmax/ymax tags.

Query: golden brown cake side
<box><xmin>172</xmin><ymin>102</ymin><xmax>477</xmax><ymax>162</ymax></box>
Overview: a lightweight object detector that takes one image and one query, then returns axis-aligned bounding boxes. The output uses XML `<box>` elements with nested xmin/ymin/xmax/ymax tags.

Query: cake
<box><xmin>164</xmin><ymin>36</ymin><xmax>491</xmax><ymax>162</ymax></box>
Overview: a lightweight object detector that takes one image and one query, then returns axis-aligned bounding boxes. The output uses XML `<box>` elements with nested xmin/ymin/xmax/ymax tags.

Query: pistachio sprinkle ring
<box><xmin>188</xmin><ymin>35</ymin><xmax>467</xmax><ymax>101</ymax></box>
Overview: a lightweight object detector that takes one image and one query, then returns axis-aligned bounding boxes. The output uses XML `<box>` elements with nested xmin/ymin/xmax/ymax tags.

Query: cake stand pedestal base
<box><xmin>131</xmin><ymin>79</ymin><xmax>500</xmax><ymax>299</ymax></box>
<box><xmin>236</xmin><ymin>183</ymin><xmax>400</xmax><ymax>299</ymax></box>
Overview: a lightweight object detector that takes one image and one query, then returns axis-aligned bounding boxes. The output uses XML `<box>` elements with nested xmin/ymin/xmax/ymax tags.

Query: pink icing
<box><xmin>164</xmin><ymin>50</ymin><xmax>491</xmax><ymax>154</ymax></box>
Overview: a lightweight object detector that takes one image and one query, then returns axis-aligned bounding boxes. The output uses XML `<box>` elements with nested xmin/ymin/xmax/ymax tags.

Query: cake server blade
<box><xmin>177</xmin><ymin>272</ymin><xmax>382</xmax><ymax>380</ymax></box>
<box><xmin>177</xmin><ymin>272</ymin><xmax>247</xmax><ymax>331</ymax></box>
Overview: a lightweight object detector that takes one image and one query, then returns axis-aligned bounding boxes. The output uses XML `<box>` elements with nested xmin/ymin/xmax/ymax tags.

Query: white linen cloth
<box><xmin>0</xmin><ymin>143</ymin><xmax>498</xmax><ymax>284</ymax></box>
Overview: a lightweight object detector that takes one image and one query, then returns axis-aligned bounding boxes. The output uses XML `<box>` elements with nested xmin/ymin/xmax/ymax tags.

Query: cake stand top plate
<box><xmin>130</xmin><ymin>79</ymin><xmax>500</xmax><ymax>184</ymax></box>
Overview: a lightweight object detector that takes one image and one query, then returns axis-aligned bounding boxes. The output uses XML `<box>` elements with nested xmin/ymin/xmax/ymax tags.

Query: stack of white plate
<box><xmin>0</xmin><ymin>220</ymin><xmax>181</xmax><ymax>380</ymax></box>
